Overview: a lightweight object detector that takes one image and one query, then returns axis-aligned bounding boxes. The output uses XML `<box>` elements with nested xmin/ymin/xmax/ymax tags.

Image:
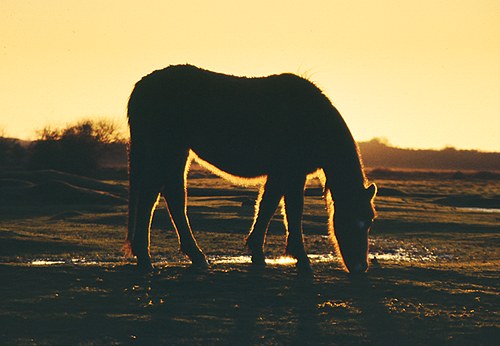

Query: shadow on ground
<box><xmin>1</xmin><ymin>262</ymin><xmax>498</xmax><ymax>345</ymax></box>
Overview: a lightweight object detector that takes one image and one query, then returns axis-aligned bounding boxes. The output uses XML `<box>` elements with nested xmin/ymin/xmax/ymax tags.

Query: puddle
<box><xmin>370</xmin><ymin>247</ymin><xmax>441</xmax><ymax>262</ymax></box>
<box><xmin>209</xmin><ymin>247</ymin><xmax>446</xmax><ymax>266</ymax></box>
<box><xmin>29</xmin><ymin>257</ymin><xmax>115</xmax><ymax>266</ymax></box>
<box><xmin>209</xmin><ymin>250</ymin><xmax>444</xmax><ymax>266</ymax></box>
<box><xmin>210</xmin><ymin>255</ymin><xmax>335</xmax><ymax>265</ymax></box>
<box><xmin>209</xmin><ymin>255</ymin><xmax>251</xmax><ymax>265</ymax></box>
<box><xmin>31</xmin><ymin>260</ymin><xmax>66</xmax><ymax>266</ymax></box>
<box><xmin>28</xmin><ymin>255</ymin><xmax>331</xmax><ymax>267</ymax></box>
<box><xmin>26</xmin><ymin>247</ymin><xmax>447</xmax><ymax>267</ymax></box>
<box><xmin>458</xmin><ymin>207</ymin><xmax>500</xmax><ymax>213</ymax></box>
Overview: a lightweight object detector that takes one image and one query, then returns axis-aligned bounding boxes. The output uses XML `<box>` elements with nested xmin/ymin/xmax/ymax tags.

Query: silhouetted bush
<box><xmin>0</xmin><ymin>137</ymin><xmax>28</xmax><ymax>168</ymax></box>
<box><xmin>28</xmin><ymin>119</ymin><xmax>126</xmax><ymax>175</ymax></box>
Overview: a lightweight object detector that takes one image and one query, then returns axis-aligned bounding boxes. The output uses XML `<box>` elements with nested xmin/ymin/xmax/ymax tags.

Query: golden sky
<box><xmin>1</xmin><ymin>0</ymin><xmax>499</xmax><ymax>151</ymax></box>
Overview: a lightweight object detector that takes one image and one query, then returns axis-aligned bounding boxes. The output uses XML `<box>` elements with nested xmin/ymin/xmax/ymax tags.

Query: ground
<box><xmin>0</xmin><ymin>166</ymin><xmax>498</xmax><ymax>345</ymax></box>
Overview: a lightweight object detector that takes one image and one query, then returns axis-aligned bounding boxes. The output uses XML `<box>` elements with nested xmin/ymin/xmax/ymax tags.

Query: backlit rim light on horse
<box><xmin>125</xmin><ymin>65</ymin><xmax>377</xmax><ymax>273</ymax></box>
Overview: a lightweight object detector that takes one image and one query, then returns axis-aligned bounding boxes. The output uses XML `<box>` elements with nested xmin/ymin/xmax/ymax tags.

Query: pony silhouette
<box><xmin>124</xmin><ymin>65</ymin><xmax>376</xmax><ymax>273</ymax></box>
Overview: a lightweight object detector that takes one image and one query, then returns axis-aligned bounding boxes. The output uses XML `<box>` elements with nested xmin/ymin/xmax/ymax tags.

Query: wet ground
<box><xmin>1</xmin><ymin>252</ymin><xmax>498</xmax><ymax>345</ymax></box>
<box><xmin>0</xmin><ymin>168</ymin><xmax>499</xmax><ymax>344</ymax></box>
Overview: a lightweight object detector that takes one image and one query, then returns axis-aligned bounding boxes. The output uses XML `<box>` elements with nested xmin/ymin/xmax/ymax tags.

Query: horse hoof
<box><xmin>191</xmin><ymin>256</ymin><xmax>209</xmax><ymax>269</ymax></box>
<box><xmin>137</xmin><ymin>258</ymin><xmax>154</xmax><ymax>272</ymax></box>
<box><xmin>296</xmin><ymin>259</ymin><xmax>312</xmax><ymax>275</ymax></box>
<box><xmin>251</xmin><ymin>253</ymin><xmax>267</xmax><ymax>267</ymax></box>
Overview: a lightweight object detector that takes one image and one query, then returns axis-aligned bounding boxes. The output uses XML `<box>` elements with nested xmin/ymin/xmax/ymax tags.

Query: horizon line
<box><xmin>1</xmin><ymin>134</ymin><xmax>498</xmax><ymax>154</ymax></box>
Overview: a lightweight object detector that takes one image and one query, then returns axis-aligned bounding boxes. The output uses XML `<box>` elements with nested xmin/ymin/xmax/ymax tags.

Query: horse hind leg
<box><xmin>161</xmin><ymin>154</ymin><xmax>208</xmax><ymax>268</ymax></box>
<box><xmin>126</xmin><ymin>169</ymin><xmax>162</xmax><ymax>271</ymax></box>
<box><xmin>245</xmin><ymin>176</ymin><xmax>284</xmax><ymax>266</ymax></box>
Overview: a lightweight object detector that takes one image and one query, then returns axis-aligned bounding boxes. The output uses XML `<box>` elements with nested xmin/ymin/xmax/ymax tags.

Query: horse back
<box><xmin>128</xmin><ymin>65</ymin><xmax>344</xmax><ymax>177</ymax></box>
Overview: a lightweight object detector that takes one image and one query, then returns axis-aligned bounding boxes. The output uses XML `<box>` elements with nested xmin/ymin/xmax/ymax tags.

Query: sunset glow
<box><xmin>1</xmin><ymin>0</ymin><xmax>499</xmax><ymax>151</ymax></box>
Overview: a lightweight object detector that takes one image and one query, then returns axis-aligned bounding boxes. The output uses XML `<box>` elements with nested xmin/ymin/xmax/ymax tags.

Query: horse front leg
<box><xmin>162</xmin><ymin>159</ymin><xmax>208</xmax><ymax>268</ymax></box>
<box><xmin>245</xmin><ymin>176</ymin><xmax>284</xmax><ymax>266</ymax></box>
<box><xmin>283</xmin><ymin>176</ymin><xmax>310</xmax><ymax>271</ymax></box>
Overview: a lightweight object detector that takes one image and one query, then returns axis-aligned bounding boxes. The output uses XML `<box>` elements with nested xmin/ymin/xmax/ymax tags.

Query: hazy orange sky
<box><xmin>1</xmin><ymin>0</ymin><xmax>499</xmax><ymax>151</ymax></box>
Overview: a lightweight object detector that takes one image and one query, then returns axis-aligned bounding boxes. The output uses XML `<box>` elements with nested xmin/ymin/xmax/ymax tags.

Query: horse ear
<box><xmin>366</xmin><ymin>183</ymin><xmax>377</xmax><ymax>199</ymax></box>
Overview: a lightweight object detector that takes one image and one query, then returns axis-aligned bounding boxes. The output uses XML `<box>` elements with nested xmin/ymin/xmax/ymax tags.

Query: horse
<box><xmin>123</xmin><ymin>64</ymin><xmax>377</xmax><ymax>273</ymax></box>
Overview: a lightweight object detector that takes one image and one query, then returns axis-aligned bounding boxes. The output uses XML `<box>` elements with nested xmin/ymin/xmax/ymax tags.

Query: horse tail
<box><xmin>123</xmin><ymin>87</ymin><xmax>145</xmax><ymax>257</ymax></box>
<box><xmin>122</xmin><ymin>139</ymin><xmax>141</xmax><ymax>257</ymax></box>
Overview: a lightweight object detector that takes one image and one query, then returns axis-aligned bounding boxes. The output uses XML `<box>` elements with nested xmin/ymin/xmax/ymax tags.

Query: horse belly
<box><xmin>188</xmin><ymin>126</ymin><xmax>319</xmax><ymax>178</ymax></box>
<box><xmin>189</xmin><ymin>136</ymin><xmax>275</xmax><ymax>177</ymax></box>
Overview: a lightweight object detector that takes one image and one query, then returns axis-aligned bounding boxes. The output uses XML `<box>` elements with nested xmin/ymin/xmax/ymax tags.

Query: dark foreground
<box><xmin>1</xmin><ymin>258</ymin><xmax>498</xmax><ymax>345</ymax></box>
<box><xmin>0</xmin><ymin>167</ymin><xmax>499</xmax><ymax>345</ymax></box>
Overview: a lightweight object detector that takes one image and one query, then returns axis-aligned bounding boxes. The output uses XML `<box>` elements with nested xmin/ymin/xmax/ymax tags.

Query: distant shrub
<box><xmin>28</xmin><ymin>119</ymin><xmax>126</xmax><ymax>175</ymax></box>
<box><xmin>37</xmin><ymin>119</ymin><xmax>126</xmax><ymax>144</ymax></box>
<box><xmin>0</xmin><ymin>136</ymin><xmax>28</xmax><ymax>168</ymax></box>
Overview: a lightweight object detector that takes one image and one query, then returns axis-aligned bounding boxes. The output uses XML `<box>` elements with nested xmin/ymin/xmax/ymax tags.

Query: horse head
<box><xmin>331</xmin><ymin>183</ymin><xmax>377</xmax><ymax>273</ymax></box>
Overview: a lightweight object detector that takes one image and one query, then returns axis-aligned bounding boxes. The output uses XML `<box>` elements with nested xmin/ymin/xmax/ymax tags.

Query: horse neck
<box><xmin>323</xmin><ymin>135</ymin><xmax>367</xmax><ymax>201</ymax></box>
